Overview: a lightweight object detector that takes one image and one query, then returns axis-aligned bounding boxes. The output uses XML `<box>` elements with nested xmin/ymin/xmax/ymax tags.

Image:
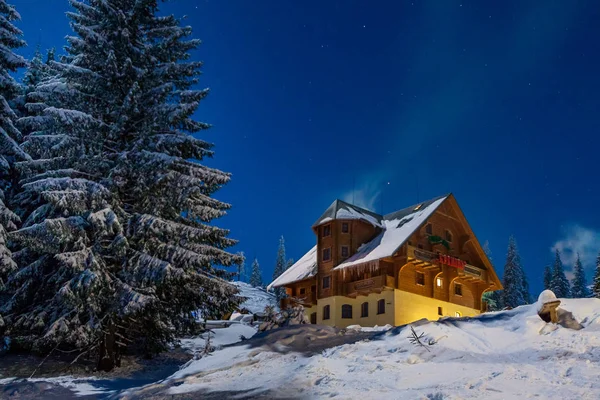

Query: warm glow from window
<box><xmin>436</xmin><ymin>277</ymin><xmax>442</xmax><ymax>287</ymax></box>
<box><xmin>455</xmin><ymin>311</ymin><xmax>462</xmax><ymax>317</ymax></box>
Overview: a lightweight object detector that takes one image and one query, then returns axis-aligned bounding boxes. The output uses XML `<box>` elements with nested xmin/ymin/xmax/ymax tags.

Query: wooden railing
<box><xmin>280</xmin><ymin>292</ymin><xmax>317</xmax><ymax>309</ymax></box>
<box><xmin>407</xmin><ymin>245</ymin><xmax>486</xmax><ymax>282</ymax></box>
<box><xmin>344</xmin><ymin>275</ymin><xmax>394</xmax><ymax>296</ymax></box>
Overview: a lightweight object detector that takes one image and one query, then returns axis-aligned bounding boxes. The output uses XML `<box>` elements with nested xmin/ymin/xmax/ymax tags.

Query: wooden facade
<box><xmin>277</xmin><ymin>195</ymin><xmax>502</xmax><ymax>328</ymax></box>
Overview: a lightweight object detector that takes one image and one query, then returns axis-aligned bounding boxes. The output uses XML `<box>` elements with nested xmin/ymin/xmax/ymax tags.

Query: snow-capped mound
<box><xmin>232</xmin><ymin>281</ymin><xmax>278</xmax><ymax>314</ymax></box>
<box><xmin>537</xmin><ymin>289</ymin><xmax>558</xmax><ymax>311</ymax></box>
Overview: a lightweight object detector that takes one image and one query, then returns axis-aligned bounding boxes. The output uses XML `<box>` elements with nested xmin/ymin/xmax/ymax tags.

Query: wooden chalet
<box><xmin>268</xmin><ymin>194</ymin><xmax>502</xmax><ymax>328</ymax></box>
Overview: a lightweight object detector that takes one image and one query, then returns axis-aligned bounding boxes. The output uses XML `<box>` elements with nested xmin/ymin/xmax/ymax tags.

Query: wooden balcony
<box><xmin>407</xmin><ymin>245</ymin><xmax>487</xmax><ymax>283</ymax></box>
<box><xmin>280</xmin><ymin>292</ymin><xmax>317</xmax><ymax>309</ymax></box>
<box><xmin>345</xmin><ymin>275</ymin><xmax>395</xmax><ymax>298</ymax></box>
<box><xmin>406</xmin><ymin>246</ymin><xmax>442</xmax><ymax>271</ymax></box>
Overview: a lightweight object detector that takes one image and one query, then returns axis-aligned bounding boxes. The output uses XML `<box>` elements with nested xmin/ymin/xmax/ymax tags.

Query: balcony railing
<box><xmin>407</xmin><ymin>245</ymin><xmax>487</xmax><ymax>282</ymax></box>
<box><xmin>281</xmin><ymin>292</ymin><xmax>317</xmax><ymax>310</ymax></box>
<box><xmin>344</xmin><ymin>275</ymin><xmax>395</xmax><ymax>297</ymax></box>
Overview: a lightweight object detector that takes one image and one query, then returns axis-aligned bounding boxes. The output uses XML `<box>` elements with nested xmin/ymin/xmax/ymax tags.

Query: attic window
<box><xmin>445</xmin><ymin>230</ymin><xmax>453</xmax><ymax>242</ymax></box>
<box><xmin>322</xmin><ymin>224</ymin><xmax>331</xmax><ymax>237</ymax></box>
<box><xmin>341</xmin><ymin>222</ymin><xmax>349</xmax><ymax>233</ymax></box>
<box><xmin>414</xmin><ymin>203</ymin><xmax>423</xmax><ymax>211</ymax></box>
<box><xmin>425</xmin><ymin>223</ymin><xmax>433</xmax><ymax>235</ymax></box>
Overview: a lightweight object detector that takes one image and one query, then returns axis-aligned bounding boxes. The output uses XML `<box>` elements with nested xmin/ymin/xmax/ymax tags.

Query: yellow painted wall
<box><xmin>311</xmin><ymin>290</ymin><xmax>396</xmax><ymax>328</ymax></box>
<box><xmin>301</xmin><ymin>289</ymin><xmax>480</xmax><ymax>328</ymax></box>
<box><xmin>393</xmin><ymin>289</ymin><xmax>479</xmax><ymax>325</ymax></box>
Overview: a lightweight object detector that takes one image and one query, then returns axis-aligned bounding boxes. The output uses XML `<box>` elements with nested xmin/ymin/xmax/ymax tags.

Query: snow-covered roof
<box><xmin>267</xmin><ymin>246</ymin><xmax>318</xmax><ymax>290</ymax></box>
<box><xmin>334</xmin><ymin>195</ymin><xmax>448</xmax><ymax>270</ymax></box>
<box><xmin>313</xmin><ymin>199</ymin><xmax>382</xmax><ymax>228</ymax></box>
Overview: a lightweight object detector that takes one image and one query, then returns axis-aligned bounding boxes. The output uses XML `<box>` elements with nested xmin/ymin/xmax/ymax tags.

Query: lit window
<box><xmin>415</xmin><ymin>271</ymin><xmax>425</xmax><ymax>286</ymax></box>
<box><xmin>414</xmin><ymin>203</ymin><xmax>423</xmax><ymax>211</ymax></box>
<box><xmin>454</xmin><ymin>283</ymin><xmax>463</xmax><ymax>296</ymax></box>
<box><xmin>341</xmin><ymin>246</ymin><xmax>349</xmax><ymax>258</ymax></box>
<box><xmin>425</xmin><ymin>223</ymin><xmax>432</xmax><ymax>235</ymax></box>
<box><xmin>438</xmin><ymin>306</ymin><xmax>443</xmax><ymax>316</ymax></box>
<box><xmin>322</xmin><ymin>248</ymin><xmax>331</xmax><ymax>262</ymax></box>
<box><xmin>361</xmin><ymin>302</ymin><xmax>369</xmax><ymax>318</ymax></box>
<box><xmin>455</xmin><ymin>311</ymin><xmax>462</xmax><ymax>317</ymax></box>
<box><xmin>322</xmin><ymin>276</ymin><xmax>331</xmax><ymax>289</ymax></box>
<box><xmin>322</xmin><ymin>224</ymin><xmax>331</xmax><ymax>237</ymax></box>
<box><xmin>445</xmin><ymin>230</ymin><xmax>453</xmax><ymax>242</ymax></box>
<box><xmin>436</xmin><ymin>277</ymin><xmax>443</xmax><ymax>287</ymax></box>
<box><xmin>377</xmin><ymin>299</ymin><xmax>385</xmax><ymax>315</ymax></box>
<box><xmin>323</xmin><ymin>305</ymin><xmax>330</xmax><ymax>320</ymax></box>
<box><xmin>341</xmin><ymin>304</ymin><xmax>352</xmax><ymax>319</ymax></box>
<box><xmin>341</xmin><ymin>222</ymin><xmax>349</xmax><ymax>233</ymax></box>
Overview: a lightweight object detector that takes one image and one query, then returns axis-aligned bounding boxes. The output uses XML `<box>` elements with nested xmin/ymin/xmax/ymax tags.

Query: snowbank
<box><xmin>157</xmin><ymin>298</ymin><xmax>600</xmax><ymax>399</ymax></box>
<box><xmin>232</xmin><ymin>281</ymin><xmax>278</xmax><ymax>313</ymax></box>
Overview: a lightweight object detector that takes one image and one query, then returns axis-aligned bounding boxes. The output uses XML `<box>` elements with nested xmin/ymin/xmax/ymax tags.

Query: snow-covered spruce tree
<box><xmin>543</xmin><ymin>265</ymin><xmax>553</xmax><ymax>290</ymax></box>
<box><xmin>286</xmin><ymin>258</ymin><xmax>294</xmax><ymax>270</ymax></box>
<box><xmin>593</xmin><ymin>252</ymin><xmax>600</xmax><ymax>298</ymax></box>
<box><xmin>250</xmin><ymin>258</ymin><xmax>263</xmax><ymax>288</ymax></box>
<box><xmin>4</xmin><ymin>0</ymin><xmax>241</xmax><ymax>370</ymax></box>
<box><xmin>15</xmin><ymin>46</ymin><xmax>56</xmax><ymax>117</ymax></box>
<box><xmin>0</xmin><ymin>0</ymin><xmax>28</xmax><ymax>326</ymax></box>
<box><xmin>549</xmin><ymin>249</ymin><xmax>571</xmax><ymax>298</ymax></box>
<box><xmin>272</xmin><ymin>236</ymin><xmax>287</xmax><ymax>302</ymax></box>
<box><xmin>501</xmin><ymin>236</ymin><xmax>526</xmax><ymax>308</ymax></box>
<box><xmin>571</xmin><ymin>254</ymin><xmax>589</xmax><ymax>298</ymax></box>
<box><xmin>481</xmin><ymin>240</ymin><xmax>503</xmax><ymax>311</ymax></box>
<box><xmin>237</xmin><ymin>251</ymin><xmax>246</xmax><ymax>281</ymax></box>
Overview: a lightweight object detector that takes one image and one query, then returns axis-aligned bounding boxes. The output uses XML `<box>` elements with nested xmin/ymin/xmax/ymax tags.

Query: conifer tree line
<box><xmin>483</xmin><ymin>236</ymin><xmax>600</xmax><ymax>312</ymax></box>
<box><xmin>0</xmin><ymin>0</ymin><xmax>243</xmax><ymax>370</ymax></box>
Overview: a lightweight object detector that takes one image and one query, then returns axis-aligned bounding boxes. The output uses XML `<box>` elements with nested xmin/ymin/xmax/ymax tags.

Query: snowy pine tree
<box><xmin>2</xmin><ymin>0</ymin><xmax>241</xmax><ymax>369</ymax></box>
<box><xmin>593</xmin><ymin>252</ymin><xmax>600</xmax><ymax>298</ymax></box>
<box><xmin>549</xmin><ymin>249</ymin><xmax>571</xmax><ymax>298</ymax></box>
<box><xmin>237</xmin><ymin>251</ymin><xmax>246</xmax><ymax>281</ymax></box>
<box><xmin>571</xmin><ymin>253</ymin><xmax>589</xmax><ymax>298</ymax></box>
<box><xmin>502</xmin><ymin>236</ymin><xmax>526</xmax><ymax>308</ymax></box>
<box><xmin>250</xmin><ymin>258</ymin><xmax>263</xmax><ymax>288</ymax></box>
<box><xmin>286</xmin><ymin>258</ymin><xmax>294</xmax><ymax>270</ymax></box>
<box><xmin>0</xmin><ymin>0</ymin><xmax>28</xmax><ymax>315</ymax></box>
<box><xmin>272</xmin><ymin>236</ymin><xmax>287</xmax><ymax>302</ymax></box>
<box><xmin>543</xmin><ymin>265</ymin><xmax>553</xmax><ymax>290</ymax></box>
<box><xmin>481</xmin><ymin>240</ymin><xmax>504</xmax><ymax>311</ymax></box>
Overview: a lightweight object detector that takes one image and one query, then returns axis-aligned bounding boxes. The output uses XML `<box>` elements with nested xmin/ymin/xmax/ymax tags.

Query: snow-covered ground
<box><xmin>144</xmin><ymin>297</ymin><xmax>600</xmax><ymax>399</ymax></box>
<box><xmin>5</xmin><ymin>297</ymin><xmax>600</xmax><ymax>399</ymax></box>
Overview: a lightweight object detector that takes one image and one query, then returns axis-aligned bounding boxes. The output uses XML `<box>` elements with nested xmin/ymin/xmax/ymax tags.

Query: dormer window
<box><xmin>341</xmin><ymin>222</ymin><xmax>349</xmax><ymax>233</ymax></box>
<box><xmin>445</xmin><ymin>230</ymin><xmax>453</xmax><ymax>243</ymax></box>
<box><xmin>425</xmin><ymin>223</ymin><xmax>433</xmax><ymax>235</ymax></box>
<box><xmin>322</xmin><ymin>224</ymin><xmax>331</xmax><ymax>237</ymax></box>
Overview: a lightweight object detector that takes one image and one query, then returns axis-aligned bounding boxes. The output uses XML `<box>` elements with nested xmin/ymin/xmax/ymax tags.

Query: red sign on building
<box><xmin>438</xmin><ymin>254</ymin><xmax>466</xmax><ymax>269</ymax></box>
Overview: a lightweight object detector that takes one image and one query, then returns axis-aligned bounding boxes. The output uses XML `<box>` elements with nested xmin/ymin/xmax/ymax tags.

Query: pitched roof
<box><xmin>312</xmin><ymin>199</ymin><xmax>383</xmax><ymax>228</ymax></box>
<box><xmin>334</xmin><ymin>195</ymin><xmax>449</xmax><ymax>270</ymax></box>
<box><xmin>267</xmin><ymin>245</ymin><xmax>317</xmax><ymax>290</ymax></box>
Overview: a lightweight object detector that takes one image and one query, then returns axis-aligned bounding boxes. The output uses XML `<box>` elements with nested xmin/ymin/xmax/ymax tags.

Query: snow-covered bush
<box><xmin>258</xmin><ymin>305</ymin><xmax>309</xmax><ymax>332</ymax></box>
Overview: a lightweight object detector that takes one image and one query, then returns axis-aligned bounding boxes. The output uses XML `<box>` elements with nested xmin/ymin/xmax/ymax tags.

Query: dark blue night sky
<box><xmin>15</xmin><ymin>0</ymin><xmax>600</xmax><ymax>295</ymax></box>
